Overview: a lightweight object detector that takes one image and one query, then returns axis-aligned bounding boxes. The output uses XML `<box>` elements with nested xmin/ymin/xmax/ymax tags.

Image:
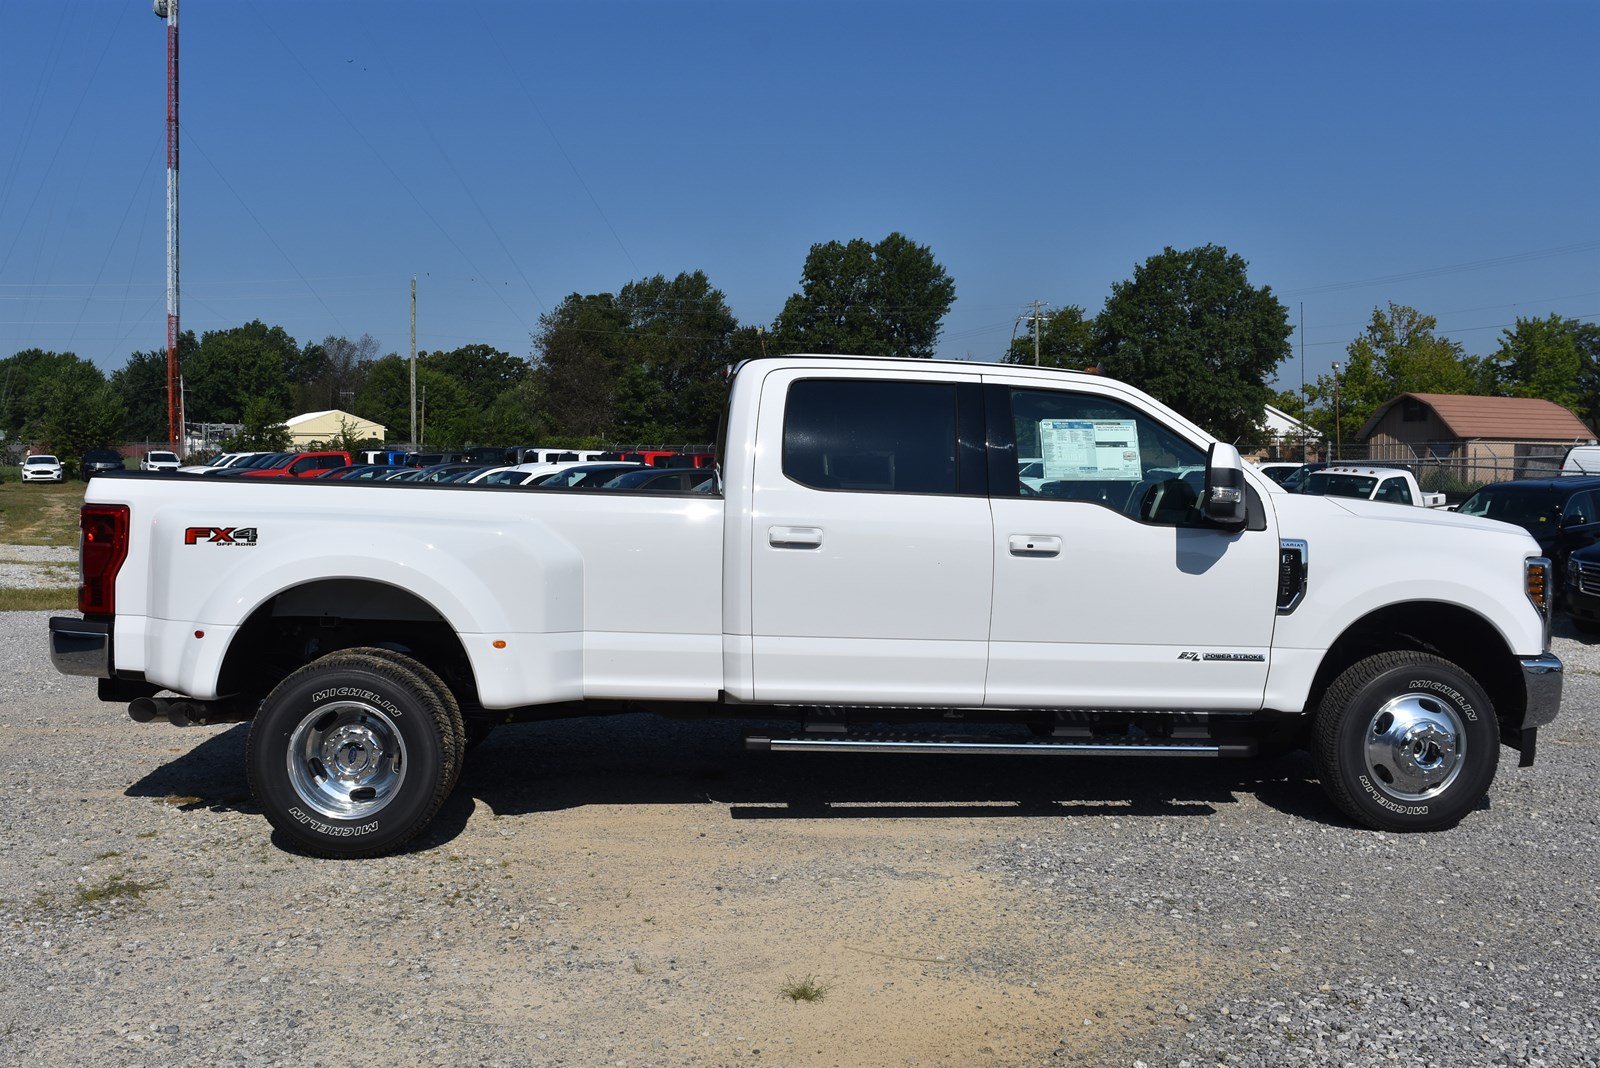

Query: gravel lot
<box><xmin>1</xmin><ymin>608</ymin><xmax>1596</xmax><ymax>1067</ymax></box>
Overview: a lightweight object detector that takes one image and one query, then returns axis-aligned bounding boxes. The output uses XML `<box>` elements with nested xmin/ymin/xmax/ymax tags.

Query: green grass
<box><xmin>780</xmin><ymin>975</ymin><xmax>829</xmax><ymax>1003</ymax></box>
<box><xmin>0</xmin><ymin>478</ymin><xmax>83</xmax><ymax>546</ymax></box>
<box><xmin>73</xmin><ymin>874</ymin><xmax>164</xmax><ymax>907</ymax></box>
<box><xmin>0</xmin><ymin>587</ymin><xmax>76</xmax><ymax>611</ymax></box>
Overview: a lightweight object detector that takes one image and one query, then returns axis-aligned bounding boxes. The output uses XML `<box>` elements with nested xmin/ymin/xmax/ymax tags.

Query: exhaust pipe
<box><xmin>127</xmin><ymin>697</ymin><xmax>252</xmax><ymax>728</ymax></box>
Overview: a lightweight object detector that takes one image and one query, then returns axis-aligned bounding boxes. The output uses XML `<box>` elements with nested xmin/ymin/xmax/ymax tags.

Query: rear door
<box><xmin>983</xmin><ymin>376</ymin><xmax>1279</xmax><ymax>710</ymax></box>
<box><xmin>748</xmin><ymin>369</ymin><xmax>992</xmax><ymax>704</ymax></box>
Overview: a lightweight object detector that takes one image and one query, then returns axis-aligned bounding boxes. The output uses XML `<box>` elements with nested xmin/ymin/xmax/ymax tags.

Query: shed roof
<box><xmin>1358</xmin><ymin>393</ymin><xmax>1595</xmax><ymax>442</ymax></box>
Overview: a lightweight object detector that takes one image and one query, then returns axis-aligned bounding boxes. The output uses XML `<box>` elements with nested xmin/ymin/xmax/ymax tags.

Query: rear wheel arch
<box><xmin>217</xmin><ymin>578</ymin><xmax>480</xmax><ymax>710</ymax></box>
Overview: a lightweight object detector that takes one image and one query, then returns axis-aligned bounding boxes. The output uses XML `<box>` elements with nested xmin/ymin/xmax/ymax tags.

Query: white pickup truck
<box><xmin>48</xmin><ymin>356</ymin><xmax>1562</xmax><ymax>856</ymax></box>
<box><xmin>1301</xmin><ymin>465</ymin><xmax>1447</xmax><ymax>508</ymax></box>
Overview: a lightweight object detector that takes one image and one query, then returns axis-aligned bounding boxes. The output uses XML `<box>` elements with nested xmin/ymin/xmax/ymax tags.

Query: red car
<box><xmin>236</xmin><ymin>451</ymin><xmax>352</xmax><ymax>479</ymax></box>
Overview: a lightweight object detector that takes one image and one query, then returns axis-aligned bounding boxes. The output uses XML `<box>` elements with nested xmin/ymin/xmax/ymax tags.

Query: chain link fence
<box><xmin>1247</xmin><ymin>438</ymin><xmax>1581</xmax><ymax>503</ymax></box>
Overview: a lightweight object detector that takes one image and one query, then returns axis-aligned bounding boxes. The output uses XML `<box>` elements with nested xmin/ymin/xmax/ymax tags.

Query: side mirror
<box><xmin>1203</xmin><ymin>442</ymin><xmax>1248</xmax><ymax>528</ymax></box>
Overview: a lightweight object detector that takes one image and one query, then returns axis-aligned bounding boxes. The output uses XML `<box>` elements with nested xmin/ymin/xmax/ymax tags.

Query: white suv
<box><xmin>140</xmin><ymin>450</ymin><xmax>181</xmax><ymax>473</ymax></box>
<box><xmin>21</xmin><ymin>455</ymin><xmax>64</xmax><ymax>482</ymax></box>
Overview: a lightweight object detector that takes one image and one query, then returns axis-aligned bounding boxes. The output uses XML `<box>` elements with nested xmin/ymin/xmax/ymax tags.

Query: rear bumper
<box><xmin>1519</xmin><ymin>653</ymin><xmax>1563</xmax><ymax>729</ymax></box>
<box><xmin>49</xmin><ymin>616</ymin><xmax>110</xmax><ymax>678</ymax></box>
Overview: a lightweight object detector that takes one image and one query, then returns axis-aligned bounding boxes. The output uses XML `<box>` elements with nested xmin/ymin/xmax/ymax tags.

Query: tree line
<box><xmin>2</xmin><ymin>233</ymin><xmax>1595</xmax><ymax>462</ymax></box>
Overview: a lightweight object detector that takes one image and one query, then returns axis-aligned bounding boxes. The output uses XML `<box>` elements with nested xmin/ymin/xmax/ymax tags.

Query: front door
<box><xmin>748</xmin><ymin>369</ymin><xmax>993</xmax><ymax>705</ymax></box>
<box><xmin>983</xmin><ymin>376</ymin><xmax>1279</xmax><ymax>710</ymax></box>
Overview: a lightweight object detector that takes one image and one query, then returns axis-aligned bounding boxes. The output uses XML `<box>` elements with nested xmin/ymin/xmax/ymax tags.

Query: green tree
<box><xmin>610</xmin><ymin>272</ymin><xmax>740</xmax><ymax>442</ymax></box>
<box><xmin>350</xmin><ymin>355</ymin><xmax>473</xmax><ymax>448</ymax></box>
<box><xmin>185</xmin><ymin>320</ymin><xmax>298</xmax><ymax>424</ymax></box>
<box><xmin>1001</xmin><ymin>305</ymin><xmax>1094</xmax><ymax>368</ymax></box>
<box><xmin>1491</xmin><ymin>314</ymin><xmax>1590</xmax><ymax>414</ymax></box>
<box><xmin>532</xmin><ymin>292</ymin><xmax>631</xmax><ymax>439</ymax></box>
<box><xmin>293</xmin><ymin>333</ymin><xmax>378</xmax><ymax>413</ymax></box>
<box><xmin>1094</xmin><ymin>245</ymin><xmax>1291</xmax><ymax>440</ymax></box>
<box><xmin>108</xmin><ymin>334</ymin><xmax>197</xmax><ymax>443</ymax></box>
<box><xmin>0</xmin><ymin>348</ymin><xmax>106</xmax><ymax>442</ymax></box>
<box><xmin>220</xmin><ymin>396</ymin><xmax>292</xmax><ymax>452</ymax></box>
<box><xmin>532</xmin><ymin>271</ymin><xmax>740</xmax><ymax>443</ymax></box>
<box><xmin>771</xmin><ymin>233</ymin><xmax>955</xmax><ymax>359</ymax></box>
<box><xmin>1304</xmin><ymin>303</ymin><xmax>1482</xmax><ymax>444</ymax></box>
<box><xmin>1572</xmin><ymin>322</ymin><xmax>1600</xmax><ymax>433</ymax></box>
<box><xmin>420</xmin><ymin>343</ymin><xmax>529</xmax><ymax>412</ymax></box>
<box><xmin>37</xmin><ymin>377</ymin><xmax>126</xmax><ymax>472</ymax></box>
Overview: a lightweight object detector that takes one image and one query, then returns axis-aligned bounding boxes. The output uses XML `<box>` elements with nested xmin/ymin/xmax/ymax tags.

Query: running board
<box><xmin>745</xmin><ymin>733</ymin><xmax>1256</xmax><ymax>758</ymax></box>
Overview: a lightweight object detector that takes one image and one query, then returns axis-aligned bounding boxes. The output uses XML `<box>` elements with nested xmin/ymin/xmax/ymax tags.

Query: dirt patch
<box><xmin>445</xmin><ymin>806</ymin><xmax>1239</xmax><ymax>1066</ymax></box>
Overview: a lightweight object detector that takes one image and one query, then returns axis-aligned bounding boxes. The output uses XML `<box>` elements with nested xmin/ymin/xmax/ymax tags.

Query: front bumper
<box><xmin>1519</xmin><ymin>653</ymin><xmax>1563</xmax><ymax>729</ymax></box>
<box><xmin>49</xmin><ymin>616</ymin><xmax>110</xmax><ymax>678</ymax></box>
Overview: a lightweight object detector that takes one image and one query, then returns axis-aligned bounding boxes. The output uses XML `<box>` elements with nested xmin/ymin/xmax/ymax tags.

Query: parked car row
<box><xmin>161</xmin><ymin>448</ymin><xmax>721</xmax><ymax>493</ymax></box>
<box><xmin>10</xmin><ymin>448</ymin><xmax>181</xmax><ymax>483</ymax></box>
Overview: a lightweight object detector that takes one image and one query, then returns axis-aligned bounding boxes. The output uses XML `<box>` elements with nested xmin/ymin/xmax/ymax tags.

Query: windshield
<box><xmin>1457</xmin><ymin>486</ymin><xmax>1561</xmax><ymax>529</ymax></box>
<box><xmin>1302</xmin><ymin>473</ymin><xmax>1378</xmax><ymax>499</ymax></box>
<box><xmin>26</xmin><ymin>456</ymin><xmax>56</xmax><ymax>465</ymax></box>
<box><xmin>1260</xmin><ymin>465</ymin><xmax>1300</xmax><ymax>485</ymax></box>
<box><xmin>149</xmin><ymin>452</ymin><xmax>177</xmax><ymax>462</ymax></box>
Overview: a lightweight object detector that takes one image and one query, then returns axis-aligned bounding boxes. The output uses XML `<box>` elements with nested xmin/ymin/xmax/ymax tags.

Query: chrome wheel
<box><xmin>285</xmin><ymin>701</ymin><xmax>408</xmax><ymax>820</ymax></box>
<box><xmin>1363</xmin><ymin>693</ymin><xmax>1465</xmax><ymax>801</ymax></box>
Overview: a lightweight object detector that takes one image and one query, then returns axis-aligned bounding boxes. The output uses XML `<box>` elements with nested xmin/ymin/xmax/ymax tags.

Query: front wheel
<box><xmin>246</xmin><ymin>650</ymin><xmax>463</xmax><ymax>857</ymax></box>
<box><xmin>1312</xmin><ymin>651</ymin><xmax>1499</xmax><ymax>832</ymax></box>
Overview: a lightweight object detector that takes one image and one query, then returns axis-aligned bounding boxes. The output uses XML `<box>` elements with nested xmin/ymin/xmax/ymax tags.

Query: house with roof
<box><xmin>1257</xmin><ymin>403</ymin><xmax>1325</xmax><ymax>460</ymax></box>
<box><xmin>1358</xmin><ymin>393</ymin><xmax>1595</xmax><ymax>481</ymax></box>
<box><xmin>284</xmin><ymin>409</ymin><xmax>386</xmax><ymax>447</ymax></box>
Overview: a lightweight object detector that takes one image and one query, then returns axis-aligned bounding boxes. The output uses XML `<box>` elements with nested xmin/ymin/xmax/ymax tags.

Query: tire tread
<box><xmin>1312</xmin><ymin>649</ymin><xmax>1493</xmax><ymax>832</ymax></box>
<box><xmin>246</xmin><ymin>650</ymin><xmax>460</xmax><ymax>858</ymax></box>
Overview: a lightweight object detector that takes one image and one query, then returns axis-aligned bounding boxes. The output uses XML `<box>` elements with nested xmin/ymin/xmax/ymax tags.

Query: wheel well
<box><xmin>1306</xmin><ymin>601</ymin><xmax>1524</xmax><ymax>729</ymax></box>
<box><xmin>218</xmin><ymin>579</ymin><xmax>480</xmax><ymax>708</ymax></box>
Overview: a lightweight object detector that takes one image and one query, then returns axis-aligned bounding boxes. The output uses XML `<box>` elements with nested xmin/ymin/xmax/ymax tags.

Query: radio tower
<box><xmin>155</xmin><ymin>0</ymin><xmax>182</xmax><ymax>454</ymax></box>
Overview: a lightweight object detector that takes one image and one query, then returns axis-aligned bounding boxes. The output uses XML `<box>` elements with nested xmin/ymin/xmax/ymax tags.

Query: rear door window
<box><xmin>782</xmin><ymin>379</ymin><xmax>959</xmax><ymax>495</ymax></box>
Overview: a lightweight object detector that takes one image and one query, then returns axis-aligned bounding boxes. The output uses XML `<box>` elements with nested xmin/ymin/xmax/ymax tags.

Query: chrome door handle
<box><xmin>769</xmin><ymin>525</ymin><xmax>823</xmax><ymax>549</ymax></box>
<box><xmin>1008</xmin><ymin>534</ymin><xmax>1061</xmax><ymax>557</ymax></box>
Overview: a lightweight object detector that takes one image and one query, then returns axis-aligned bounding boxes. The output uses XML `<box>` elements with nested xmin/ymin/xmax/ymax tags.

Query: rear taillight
<box><xmin>79</xmin><ymin>504</ymin><xmax>129</xmax><ymax>618</ymax></box>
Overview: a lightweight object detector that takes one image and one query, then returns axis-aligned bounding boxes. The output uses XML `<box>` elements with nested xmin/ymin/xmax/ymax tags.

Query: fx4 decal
<box><xmin>184</xmin><ymin>526</ymin><xmax>259</xmax><ymax>546</ymax></box>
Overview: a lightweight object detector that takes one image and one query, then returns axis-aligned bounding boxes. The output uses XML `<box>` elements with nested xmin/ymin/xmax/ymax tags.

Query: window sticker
<box><xmin>1038</xmin><ymin>418</ymin><xmax>1143</xmax><ymax>481</ymax></box>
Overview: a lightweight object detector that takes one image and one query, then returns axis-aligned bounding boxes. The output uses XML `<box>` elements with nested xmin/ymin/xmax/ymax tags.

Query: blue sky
<box><xmin>1</xmin><ymin>0</ymin><xmax>1596</xmax><ymax>391</ymax></box>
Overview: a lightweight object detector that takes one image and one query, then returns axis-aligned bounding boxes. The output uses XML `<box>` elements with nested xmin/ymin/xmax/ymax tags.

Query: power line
<box><xmin>1284</xmin><ymin>239</ymin><xmax>1600</xmax><ymax>297</ymax></box>
<box><xmin>243</xmin><ymin>0</ymin><xmax>535</xmax><ymax>335</ymax></box>
<box><xmin>0</xmin><ymin>1</ymin><xmax>130</xmax><ymax>278</ymax></box>
<box><xmin>179</xmin><ymin>126</ymin><xmax>349</xmax><ymax>336</ymax></box>
<box><xmin>472</xmin><ymin>4</ymin><xmax>641</xmax><ymax>280</ymax></box>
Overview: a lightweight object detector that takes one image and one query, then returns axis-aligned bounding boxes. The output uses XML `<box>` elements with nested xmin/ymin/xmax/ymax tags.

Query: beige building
<box><xmin>284</xmin><ymin>409</ymin><xmax>386</xmax><ymax>447</ymax></box>
<box><xmin>1358</xmin><ymin>393</ymin><xmax>1595</xmax><ymax>482</ymax></box>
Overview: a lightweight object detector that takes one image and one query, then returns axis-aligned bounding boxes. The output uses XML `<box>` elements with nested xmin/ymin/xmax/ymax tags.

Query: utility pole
<box><xmin>1032</xmin><ymin>300</ymin><xmax>1043</xmax><ymax>366</ymax></box>
<box><xmin>1332</xmin><ymin>360</ymin><xmax>1342</xmax><ymax>460</ymax></box>
<box><xmin>1299</xmin><ymin>302</ymin><xmax>1305</xmax><ymax>398</ymax></box>
<box><xmin>419</xmin><ymin>383</ymin><xmax>426</xmax><ymax>449</ymax></box>
<box><xmin>154</xmin><ymin>0</ymin><xmax>182</xmax><ymax>455</ymax></box>
<box><xmin>409</xmin><ymin>276</ymin><xmax>417</xmax><ymax>446</ymax></box>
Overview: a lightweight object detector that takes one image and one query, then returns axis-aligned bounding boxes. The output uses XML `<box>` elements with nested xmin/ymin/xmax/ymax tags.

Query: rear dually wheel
<box><xmin>246</xmin><ymin>650</ymin><xmax>461</xmax><ymax>857</ymax></box>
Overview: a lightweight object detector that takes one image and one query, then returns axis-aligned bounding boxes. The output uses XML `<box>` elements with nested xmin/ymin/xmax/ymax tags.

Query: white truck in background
<box><xmin>1301</xmin><ymin>465</ymin><xmax>1447</xmax><ymax>508</ymax></box>
<box><xmin>48</xmin><ymin>355</ymin><xmax>1562</xmax><ymax>857</ymax></box>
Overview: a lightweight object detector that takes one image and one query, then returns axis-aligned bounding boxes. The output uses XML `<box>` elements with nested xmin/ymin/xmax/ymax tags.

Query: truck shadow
<box><xmin>125</xmin><ymin>714</ymin><xmax>1355</xmax><ymax>852</ymax></box>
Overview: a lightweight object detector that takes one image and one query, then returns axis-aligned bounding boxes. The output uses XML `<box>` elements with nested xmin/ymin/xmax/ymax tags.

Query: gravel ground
<box><xmin>0</xmin><ymin>562</ymin><xmax>76</xmax><ymax>588</ymax></box>
<box><xmin>0</xmin><ymin>544</ymin><xmax>77</xmax><ymax>564</ymax></box>
<box><xmin>0</xmin><ymin>544</ymin><xmax>77</xmax><ymax>589</ymax></box>
<box><xmin>1</xmin><ymin>608</ymin><xmax>1596</xmax><ymax>1067</ymax></box>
